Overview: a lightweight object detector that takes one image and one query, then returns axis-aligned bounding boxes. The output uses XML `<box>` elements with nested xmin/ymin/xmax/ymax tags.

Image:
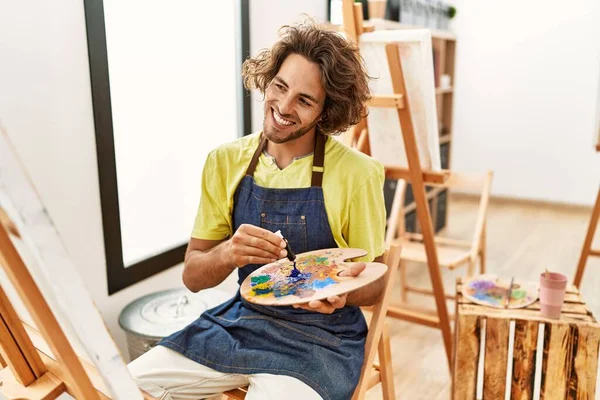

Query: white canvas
<box><xmin>360</xmin><ymin>29</ymin><xmax>441</xmax><ymax>171</ymax></box>
<box><xmin>0</xmin><ymin>129</ymin><xmax>143</xmax><ymax>399</ymax></box>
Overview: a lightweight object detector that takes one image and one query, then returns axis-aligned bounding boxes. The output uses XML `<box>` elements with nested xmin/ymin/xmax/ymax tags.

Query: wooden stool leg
<box><xmin>378</xmin><ymin>324</ymin><xmax>396</xmax><ymax>400</ymax></box>
<box><xmin>574</xmin><ymin>187</ymin><xmax>600</xmax><ymax>288</ymax></box>
<box><xmin>399</xmin><ymin>260</ymin><xmax>408</xmax><ymax>303</ymax></box>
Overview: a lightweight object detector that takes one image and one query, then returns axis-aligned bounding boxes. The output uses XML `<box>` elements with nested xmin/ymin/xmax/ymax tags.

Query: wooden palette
<box><xmin>241</xmin><ymin>248</ymin><xmax>388</xmax><ymax>306</ymax></box>
<box><xmin>462</xmin><ymin>275</ymin><xmax>538</xmax><ymax>309</ymax></box>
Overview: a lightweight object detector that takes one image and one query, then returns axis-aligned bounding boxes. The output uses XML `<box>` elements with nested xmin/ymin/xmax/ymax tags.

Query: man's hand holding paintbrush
<box><xmin>226</xmin><ymin>224</ymin><xmax>288</xmax><ymax>267</ymax></box>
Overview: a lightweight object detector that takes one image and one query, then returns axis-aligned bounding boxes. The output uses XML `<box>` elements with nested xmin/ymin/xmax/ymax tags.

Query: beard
<box><xmin>262</xmin><ymin>107</ymin><xmax>320</xmax><ymax>144</ymax></box>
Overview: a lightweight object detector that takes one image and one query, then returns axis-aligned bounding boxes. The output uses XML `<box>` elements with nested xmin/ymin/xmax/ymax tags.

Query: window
<box><xmin>84</xmin><ymin>0</ymin><xmax>248</xmax><ymax>294</ymax></box>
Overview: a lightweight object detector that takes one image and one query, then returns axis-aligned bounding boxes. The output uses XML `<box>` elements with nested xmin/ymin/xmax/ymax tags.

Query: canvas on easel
<box><xmin>0</xmin><ymin>126</ymin><xmax>149</xmax><ymax>399</ymax></box>
<box><xmin>360</xmin><ymin>29</ymin><xmax>441</xmax><ymax>171</ymax></box>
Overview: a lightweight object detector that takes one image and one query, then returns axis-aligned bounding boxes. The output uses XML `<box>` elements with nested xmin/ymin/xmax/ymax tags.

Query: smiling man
<box><xmin>129</xmin><ymin>21</ymin><xmax>386</xmax><ymax>400</ymax></box>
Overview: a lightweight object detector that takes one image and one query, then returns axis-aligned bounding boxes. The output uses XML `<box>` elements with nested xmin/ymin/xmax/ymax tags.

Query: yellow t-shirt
<box><xmin>191</xmin><ymin>132</ymin><xmax>386</xmax><ymax>262</ymax></box>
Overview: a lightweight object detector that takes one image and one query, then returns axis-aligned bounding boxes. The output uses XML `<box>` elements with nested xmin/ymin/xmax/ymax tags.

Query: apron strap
<box><xmin>245</xmin><ymin>134</ymin><xmax>268</xmax><ymax>177</ymax></box>
<box><xmin>311</xmin><ymin>134</ymin><xmax>325</xmax><ymax>187</ymax></box>
<box><xmin>245</xmin><ymin>133</ymin><xmax>326</xmax><ymax>188</ymax></box>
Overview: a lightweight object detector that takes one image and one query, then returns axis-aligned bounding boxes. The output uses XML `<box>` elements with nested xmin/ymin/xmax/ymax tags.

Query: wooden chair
<box><xmin>385</xmin><ymin>171</ymin><xmax>493</xmax><ymax>304</ymax></box>
<box><xmin>222</xmin><ymin>244</ymin><xmax>402</xmax><ymax>400</ymax></box>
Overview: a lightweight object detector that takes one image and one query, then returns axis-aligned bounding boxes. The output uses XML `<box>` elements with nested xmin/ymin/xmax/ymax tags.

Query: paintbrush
<box><xmin>274</xmin><ymin>230</ymin><xmax>299</xmax><ymax>275</ymax></box>
<box><xmin>282</xmin><ymin>238</ymin><xmax>297</xmax><ymax>264</ymax></box>
<box><xmin>504</xmin><ymin>277</ymin><xmax>514</xmax><ymax>309</ymax></box>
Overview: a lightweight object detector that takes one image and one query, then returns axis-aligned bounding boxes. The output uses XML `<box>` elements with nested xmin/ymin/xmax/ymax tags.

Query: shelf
<box><xmin>435</xmin><ymin>87</ymin><xmax>453</xmax><ymax>95</ymax></box>
<box><xmin>368</xmin><ymin>18</ymin><xmax>457</xmax><ymax>41</ymax></box>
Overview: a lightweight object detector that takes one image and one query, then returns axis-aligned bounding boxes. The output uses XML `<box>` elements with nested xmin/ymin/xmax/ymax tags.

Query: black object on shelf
<box><xmin>440</xmin><ymin>142</ymin><xmax>450</xmax><ymax>169</ymax></box>
<box><xmin>405</xmin><ymin>209</ymin><xmax>417</xmax><ymax>233</ymax></box>
<box><xmin>383</xmin><ymin>179</ymin><xmax>398</xmax><ymax>219</ymax></box>
<box><xmin>436</xmin><ymin>189</ymin><xmax>448</xmax><ymax>231</ymax></box>
<box><xmin>359</xmin><ymin>0</ymin><xmax>369</xmax><ymax>20</ymax></box>
<box><xmin>404</xmin><ymin>183</ymin><xmax>414</xmax><ymax>205</ymax></box>
<box><xmin>385</xmin><ymin>0</ymin><xmax>401</xmax><ymax>21</ymax></box>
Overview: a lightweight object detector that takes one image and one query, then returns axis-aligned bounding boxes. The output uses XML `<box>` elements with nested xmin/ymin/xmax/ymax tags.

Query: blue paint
<box><xmin>289</xmin><ymin>264</ymin><xmax>300</xmax><ymax>277</ymax></box>
<box><xmin>288</xmin><ymin>272</ymin><xmax>311</xmax><ymax>283</ymax></box>
<box><xmin>312</xmin><ymin>277</ymin><xmax>336</xmax><ymax>289</ymax></box>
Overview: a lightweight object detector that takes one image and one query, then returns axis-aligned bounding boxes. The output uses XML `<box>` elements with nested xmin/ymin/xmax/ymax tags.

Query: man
<box><xmin>129</xmin><ymin>20</ymin><xmax>386</xmax><ymax>400</ymax></box>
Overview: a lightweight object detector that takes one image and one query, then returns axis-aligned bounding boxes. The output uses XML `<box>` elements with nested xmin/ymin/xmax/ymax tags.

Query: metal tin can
<box><xmin>118</xmin><ymin>287</ymin><xmax>231</xmax><ymax>360</ymax></box>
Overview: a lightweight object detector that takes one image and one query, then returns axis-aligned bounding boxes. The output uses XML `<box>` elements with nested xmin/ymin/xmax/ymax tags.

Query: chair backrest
<box><xmin>385</xmin><ymin>171</ymin><xmax>493</xmax><ymax>255</ymax></box>
<box><xmin>352</xmin><ymin>243</ymin><xmax>401</xmax><ymax>400</ymax></box>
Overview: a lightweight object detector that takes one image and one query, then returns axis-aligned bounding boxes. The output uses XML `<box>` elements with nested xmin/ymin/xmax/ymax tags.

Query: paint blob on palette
<box><xmin>240</xmin><ymin>248</ymin><xmax>388</xmax><ymax>306</ymax></box>
<box><xmin>462</xmin><ymin>275</ymin><xmax>538</xmax><ymax>309</ymax></box>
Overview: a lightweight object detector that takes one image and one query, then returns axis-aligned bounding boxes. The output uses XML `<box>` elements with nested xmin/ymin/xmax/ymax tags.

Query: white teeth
<box><xmin>273</xmin><ymin>110</ymin><xmax>294</xmax><ymax>126</ymax></box>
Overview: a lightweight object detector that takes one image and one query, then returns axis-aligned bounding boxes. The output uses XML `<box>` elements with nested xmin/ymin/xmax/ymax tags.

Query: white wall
<box><xmin>0</xmin><ymin>0</ymin><xmax>239</xmax><ymax>359</ymax></box>
<box><xmin>249</xmin><ymin>0</ymin><xmax>328</xmax><ymax>132</ymax></box>
<box><xmin>450</xmin><ymin>0</ymin><xmax>600</xmax><ymax>206</ymax></box>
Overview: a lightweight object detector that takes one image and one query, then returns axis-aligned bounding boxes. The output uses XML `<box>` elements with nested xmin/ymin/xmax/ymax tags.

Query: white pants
<box><xmin>128</xmin><ymin>345</ymin><xmax>323</xmax><ymax>400</ymax></box>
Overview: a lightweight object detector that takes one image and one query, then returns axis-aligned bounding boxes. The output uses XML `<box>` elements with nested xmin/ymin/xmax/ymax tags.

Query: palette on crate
<box><xmin>240</xmin><ymin>248</ymin><xmax>387</xmax><ymax>306</ymax></box>
<box><xmin>462</xmin><ymin>274</ymin><xmax>538</xmax><ymax>309</ymax></box>
<box><xmin>453</xmin><ymin>277</ymin><xmax>600</xmax><ymax>400</ymax></box>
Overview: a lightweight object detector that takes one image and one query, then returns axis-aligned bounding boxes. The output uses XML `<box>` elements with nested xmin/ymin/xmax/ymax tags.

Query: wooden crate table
<box><xmin>452</xmin><ymin>277</ymin><xmax>600</xmax><ymax>399</ymax></box>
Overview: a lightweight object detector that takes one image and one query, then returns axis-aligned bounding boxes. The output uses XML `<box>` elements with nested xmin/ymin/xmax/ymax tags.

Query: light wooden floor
<box><xmin>366</xmin><ymin>194</ymin><xmax>600</xmax><ymax>400</ymax></box>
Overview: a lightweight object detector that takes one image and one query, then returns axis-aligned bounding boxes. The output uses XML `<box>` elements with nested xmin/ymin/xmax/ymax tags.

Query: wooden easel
<box><xmin>0</xmin><ymin>209</ymin><xmax>154</xmax><ymax>399</ymax></box>
<box><xmin>341</xmin><ymin>0</ymin><xmax>453</xmax><ymax>368</ymax></box>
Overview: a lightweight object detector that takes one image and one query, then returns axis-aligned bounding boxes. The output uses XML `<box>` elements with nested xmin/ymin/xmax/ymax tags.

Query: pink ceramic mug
<box><xmin>539</xmin><ymin>272</ymin><xmax>567</xmax><ymax>319</ymax></box>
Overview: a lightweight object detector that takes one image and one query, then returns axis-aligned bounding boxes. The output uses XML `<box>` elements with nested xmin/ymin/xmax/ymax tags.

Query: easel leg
<box><xmin>573</xmin><ymin>187</ymin><xmax>600</xmax><ymax>288</ymax></box>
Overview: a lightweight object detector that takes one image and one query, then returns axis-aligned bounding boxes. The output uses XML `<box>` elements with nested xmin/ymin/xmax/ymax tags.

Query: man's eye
<box><xmin>275</xmin><ymin>84</ymin><xmax>284</xmax><ymax>90</ymax></box>
<box><xmin>300</xmin><ymin>99</ymin><xmax>310</xmax><ymax>106</ymax></box>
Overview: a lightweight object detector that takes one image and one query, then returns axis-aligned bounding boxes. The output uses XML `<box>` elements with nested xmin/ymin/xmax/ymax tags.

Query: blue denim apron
<box><xmin>160</xmin><ymin>134</ymin><xmax>367</xmax><ymax>400</ymax></box>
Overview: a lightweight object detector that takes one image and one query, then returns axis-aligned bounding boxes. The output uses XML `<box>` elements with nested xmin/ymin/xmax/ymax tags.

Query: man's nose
<box><xmin>278</xmin><ymin>95</ymin><xmax>294</xmax><ymax>116</ymax></box>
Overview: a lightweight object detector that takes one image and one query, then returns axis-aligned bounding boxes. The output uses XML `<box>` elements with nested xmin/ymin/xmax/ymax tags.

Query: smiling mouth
<box><xmin>272</xmin><ymin>108</ymin><xmax>296</xmax><ymax>128</ymax></box>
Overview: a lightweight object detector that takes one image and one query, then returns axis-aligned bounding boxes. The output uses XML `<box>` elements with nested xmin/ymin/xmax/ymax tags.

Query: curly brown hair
<box><xmin>242</xmin><ymin>20</ymin><xmax>371</xmax><ymax>135</ymax></box>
